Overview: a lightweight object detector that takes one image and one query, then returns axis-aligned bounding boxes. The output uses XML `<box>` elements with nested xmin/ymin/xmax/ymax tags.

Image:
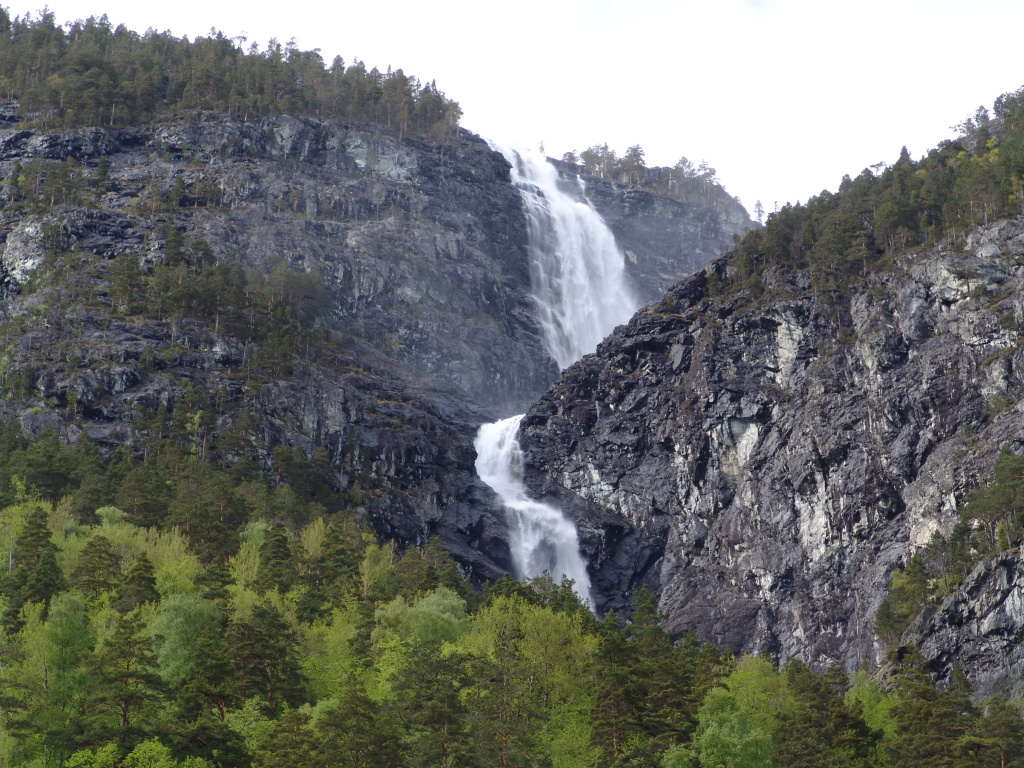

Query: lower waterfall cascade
<box><xmin>474</xmin><ymin>145</ymin><xmax>640</xmax><ymax>605</ymax></box>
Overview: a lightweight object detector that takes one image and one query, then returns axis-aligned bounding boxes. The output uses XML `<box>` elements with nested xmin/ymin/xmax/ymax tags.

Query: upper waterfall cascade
<box><xmin>474</xmin><ymin>145</ymin><xmax>641</xmax><ymax>606</ymax></box>
<box><xmin>504</xmin><ymin>147</ymin><xmax>638</xmax><ymax>370</ymax></box>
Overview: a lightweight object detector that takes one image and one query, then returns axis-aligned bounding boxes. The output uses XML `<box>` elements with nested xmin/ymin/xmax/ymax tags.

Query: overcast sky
<box><xmin>9</xmin><ymin>0</ymin><xmax>1024</xmax><ymax>215</ymax></box>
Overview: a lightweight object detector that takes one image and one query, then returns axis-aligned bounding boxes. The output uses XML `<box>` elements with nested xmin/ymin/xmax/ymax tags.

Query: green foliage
<box><xmin>877</xmin><ymin>448</ymin><xmax>1024</xmax><ymax>647</ymax></box>
<box><xmin>227</xmin><ymin>603</ymin><xmax>305</xmax><ymax>714</ymax></box>
<box><xmin>82</xmin><ymin>611</ymin><xmax>165</xmax><ymax>744</ymax></box>
<box><xmin>957</xmin><ymin>694</ymin><xmax>1024</xmax><ymax>766</ymax></box>
<box><xmin>0</xmin><ymin>11</ymin><xmax>461</xmax><ymax>137</ymax></box>
<box><xmin>961</xmin><ymin>447</ymin><xmax>1024</xmax><ymax>554</ymax></box>
<box><xmin>874</xmin><ymin>555</ymin><xmax>929</xmax><ymax>646</ymax></box>
<box><xmin>692</xmin><ymin>686</ymin><xmax>773</xmax><ymax>768</ymax></box>
<box><xmin>887</xmin><ymin>648</ymin><xmax>976</xmax><ymax>767</ymax></box>
<box><xmin>713</xmin><ymin>86</ymin><xmax>1024</xmax><ymax>307</ymax></box>
<box><xmin>1</xmin><ymin>504</ymin><xmax>66</xmax><ymax>633</ymax></box>
<box><xmin>590</xmin><ymin>590</ymin><xmax>728</xmax><ymax>766</ymax></box>
<box><xmin>72</xmin><ymin>534</ymin><xmax>120</xmax><ymax>597</ymax></box>
<box><xmin>256</xmin><ymin>525</ymin><xmax>295</xmax><ymax>595</ymax></box>
<box><xmin>0</xmin><ymin>437</ymin><xmax>1021</xmax><ymax>767</ymax></box>
<box><xmin>772</xmin><ymin>661</ymin><xmax>879</xmax><ymax>767</ymax></box>
<box><xmin>569</xmin><ymin>143</ymin><xmax>731</xmax><ymax>208</ymax></box>
<box><xmin>116</xmin><ymin>554</ymin><xmax>160</xmax><ymax>613</ymax></box>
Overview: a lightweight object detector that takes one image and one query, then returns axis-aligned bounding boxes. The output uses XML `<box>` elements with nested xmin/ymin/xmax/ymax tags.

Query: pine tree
<box><xmin>116</xmin><ymin>464</ymin><xmax>169</xmax><ymax>529</ymax></box>
<box><xmin>423</xmin><ymin>536</ymin><xmax>468</xmax><ymax>597</ymax></box>
<box><xmin>166</xmin><ymin>461</ymin><xmax>244</xmax><ymax>564</ymax></box>
<box><xmin>298</xmin><ymin>516</ymin><xmax>365</xmax><ymax>614</ymax></box>
<box><xmin>316</xmin><ymin>687</ymin><xmax>404</xmax><ymax>768</ymax></box>
<box><xmin>72</xmin><ymin>534</ymin><xmax>121</xmax><ymax>597</ymax></box>
<box><xmin>114</xmin><ymin>553</ymin><xmax>159</xmax><ymax>613</ymax></box>
<box><xmin>176</xmin><ymin>624</ymin><xmax>237</xmax><ymax>724</ymax></box>
<box><xmin>772</xmin><ymin>661</ymin><xmax>879</xmax><ymax>767</ymax></box>
<box><xmin>394</xmin><ymin>643</ymin><xmax>475</xmax><ymax>768</ymax></box>
<box><xmin>255</xmin><ymin>525</ymin><xmax>295</xmax><ymax>594</ymax></box>
<box><xmin>252</xmin><ymin>709</ymin><xmax>316</xmax><ymax>768</ymax></box>
<box><xmin>461</xmin><ymin>597</ymin><xmax>534</xmax><ymax>768</ymax></box>
<box><xmin>82</xmin><ymin>612</ymin><xmax>165</xmax><ymax>745</ymax></box>
<box><xmin>394</xmin><ymin>547</ymin><xmax>437</xmax><ymax>598</ymax></box>
<box><xmin>2</xmin><ymin>506</ymin><xmax>65</xmax><ymax>634</ymax></box>
<box><xmin>227</xmin><ymin>604</ymin><xmax>305</xmax><ymax>713</ymax></box>
<box><xmin>196</xmin><ymin>558</ymin><xmax>232</xmax><ymax>603</ymax></box>
<box><xmin>592</xmin><ymin>610</ymin><xmax>636</xmax><ymax>759</ymax></box>
<box><xmin>955</xmin><ymin>694</ymin><xmax>1024</xmax><ymax>766</ymax></box>
<box><xmin>888</xmin><ymin>649</ymin><xmax>974</xmax><ymax>767</ymax></box>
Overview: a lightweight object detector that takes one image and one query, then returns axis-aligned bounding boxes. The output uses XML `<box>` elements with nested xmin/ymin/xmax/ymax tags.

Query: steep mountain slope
<box><xmin>518</xmin><ymin>217</ymin><xmax>1024</xmax><ymax>695</ymax></box>
<box><xmin>0</xmin><ymin>109</ymin><xmax>749</xmax><ymax>582</ymax></box>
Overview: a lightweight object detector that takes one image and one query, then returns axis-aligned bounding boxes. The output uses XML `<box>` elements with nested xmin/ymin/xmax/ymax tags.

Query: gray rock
<box><xmin>913</xmin><ymin>552</ymin><xmax>1024</xmax><ymax>698</ymax></box>
<box><xmin>1</xmin><ymin>218</ymin><xmax>46</xmax><ymax>283</ymax></box>
<box><xmin>551</xmin><ymin>158</ymin><xmax>754</xmax><ymax>305</ymax></box>
<box><xmin>518</xmin><ymin>220</ymin><xmax>1024</xmax><ymax>689</ymax></box>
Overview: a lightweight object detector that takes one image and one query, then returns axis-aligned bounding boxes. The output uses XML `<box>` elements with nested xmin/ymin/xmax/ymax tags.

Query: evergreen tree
<box><xmin>227</xmin><ymin>604</ymin><xmax>305</xmax><ymax>713</ymax></box>
<box><xmin>956</xmin><ymin>694</ymin><xmax>1024</xmax><ymax>767</ymax></box>
<box><xmin>316</xmin><ymin>687</ymin><xmax>404</xmax><ymax>768</ymax></box>
<box><xmin>196</xmin><ymin>558</ymin><xmax>232</xmax><ymax>603</ymax></box>
<box><xmin>422</xmin><ymin>536</ymin><xmax>468</xmax><ymax>597</ymax></box>
<box><xmin>252</xmin><ymin>709</ymin><xmax>316</xmax><ymax>768</ymax></box>
<box><xmin>115</xmin><ymin>553</ymin><xmax>160</xmax><ymax>613</ymax></box>
<box><xmin>82</xmin><ymin>612</ymin><xmax>165</xmax><ymax>745</ymax></box>
<box><xmin>116</xmin><ymin>464</ymin><xmax>170</xmax><ymax>529</ymax></box>
<box><xmin>461</xmin><ymin>596</ymin><xmax>534</xmax><ymax>768</ymax></box>
<box><xmin>592</xmin><ymin>610</ymin><xmax>636</xmax><ymax>759</ymax></box>
<box><xmin>256</xmin><ymin>525</ymin><xmax>295</xmax><ymax>594</ymax></box>
<box><xmin>888</xmin><ymin>649</ymin><xmax>974</xmax><ymax>767</ymax></box>
<box><xmin>628</xmin><ymin>587</ymin><xmax>695</xmax><ymax>745</ymax></box>
<box><xmin>166</xmin><ymin>461</ymin><xmax>245</xmax><ymax>564</ymax></box>
<box><xmin>72</xmin><ymin>534</ymin><xmax>121</xmax><ymax>597</ymax></box>
<box><xmin>394</xmin><ymin>644</ymin><xmax>476</xmax><ymax>768</ymax></box>
<box><xmin>175</xmin><ymin>622</ymin><xmax>237</xmax><ymax>724</ymax></box>
<box><xmin>2</xmin><ymin>505</ymin><xmax>65</xmax><ymax>634</ymax></box>
<box><xmin>772</xmin><ymin>661</ymin><xmax>879</xmax><ymax>767</ymax></box>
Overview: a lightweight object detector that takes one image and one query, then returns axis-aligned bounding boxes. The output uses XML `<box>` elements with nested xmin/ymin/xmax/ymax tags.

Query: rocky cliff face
<box><xmin>0</xmin><ymin>111</ymin><xmax>744</xmax><ymax>583</ymax></box>
<box><xmin>518</xmin><ymin>217</ymin><xmax>1024</xmax><ymax>693</ymax></box>
<box><xmin>912</xmin><ymin>550</ymin><xmax>1024</xmax><ymax>698</ymax></box>
<box><xmin>0</xmin><ymin>115</ymin><xmax>552</xmax><ymax>409</ymax></box>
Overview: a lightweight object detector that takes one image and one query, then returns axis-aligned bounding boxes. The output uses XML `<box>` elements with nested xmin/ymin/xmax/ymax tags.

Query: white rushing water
<box><xmin>505</xmin><ymin>147</ymin><xmax>637</xmax><ymax>370</ymax></box>
<box><xmin>475</xmin><ymin>415</ymin><xmax>593</xmax><ymax>599</ymax></box>
<box><xmin>474</xmin><ymin>146</ymin><xmax>640</xmax><ymax>606</ymax></box>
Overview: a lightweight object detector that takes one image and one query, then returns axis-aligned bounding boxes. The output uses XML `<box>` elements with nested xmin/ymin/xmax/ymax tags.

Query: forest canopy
<box><xmin>726</xmin><ymin>88</ymin><xmax>1024</xmax><ymax>298</ymax></box>
<box><xmin>0</xmin><ymin>8</ymin><xmax>462</xmax><ymax>135</ymax></box>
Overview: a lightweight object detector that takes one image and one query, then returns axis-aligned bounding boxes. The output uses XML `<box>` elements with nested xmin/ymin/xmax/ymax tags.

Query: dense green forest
<box><xmin>718</xmin><ymin>91</ymin><xmax>1024</xmax><ymax>300</ymax></box>
<box><xmin>0</xmin><ymin>9</ymin><xmax>461</xmax><ymax>136</ymax></box>
<box><xmin>1</xmin><ymin>429</ymin><xmax>1023</xmax><ymax>768</ymax></box>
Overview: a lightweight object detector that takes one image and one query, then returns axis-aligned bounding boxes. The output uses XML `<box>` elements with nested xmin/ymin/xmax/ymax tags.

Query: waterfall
<box><xmin>474</xmin><ymin>415</ymin><xmax>593</xmax><ymax>598</ymax></box>
<box><xmin>474</xmin><ymin>145</ymin><xmax>640</xmax><ymax>606</ymax></box>
<box><xmin>506</xmin><ymin>148</ymin><xmax>637</xmax><ymax>370</ymax></box>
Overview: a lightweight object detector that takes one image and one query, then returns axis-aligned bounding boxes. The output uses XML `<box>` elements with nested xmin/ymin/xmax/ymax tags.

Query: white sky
<box><xmin>10</xmin><ymin>0</ymin><xmax>1024</xmax><ymax>214</ymax></box>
